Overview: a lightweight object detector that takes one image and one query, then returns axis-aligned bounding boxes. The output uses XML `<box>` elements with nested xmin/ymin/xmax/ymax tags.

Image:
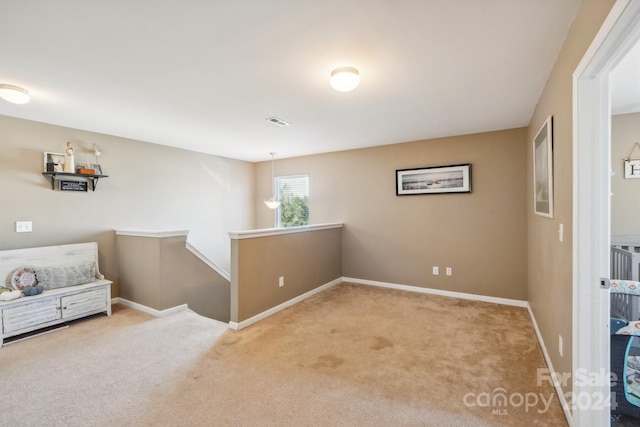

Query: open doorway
<box><xmin>574</xmin><ymin>1</ymin><xmax>640</xmax><ymax>426</ymax></box>
<box><xmin>608</xmin><ymin>30</ymin><xmax>640</xmax><ymax>427</ymax></box>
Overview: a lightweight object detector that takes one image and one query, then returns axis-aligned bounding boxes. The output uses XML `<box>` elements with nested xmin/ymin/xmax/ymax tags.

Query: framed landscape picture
<box><xmin>396</xmin><ymin>163</ymin><xmax>471</xmax><ymax>195</ymax></box>
<box><xmin>533</xmin><ymin>116</ymin><xmax>553</xmax><ymax>218</ymax></box>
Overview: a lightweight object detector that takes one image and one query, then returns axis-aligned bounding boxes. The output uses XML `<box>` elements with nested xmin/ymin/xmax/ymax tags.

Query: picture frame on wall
<box><xmin>533</xmin><ymin>116</ymin><xmax>554</xmax><ymax>218</ymax></box>
<box><xmin>396</xmin><ymin>163</ymin><xmax>471</xmax><ymax>195</ymax></box>
<box><xmin>43</xmin><ymin>152</ymin><xmax>65</xmax><ymax>172</ymax></box>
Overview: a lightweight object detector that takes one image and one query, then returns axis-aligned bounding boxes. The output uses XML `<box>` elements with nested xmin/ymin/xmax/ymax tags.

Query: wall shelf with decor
<box><xmin>42</xmin><ymin>172</ymin><xmax>109</xmax><ymax>191</ymax></box>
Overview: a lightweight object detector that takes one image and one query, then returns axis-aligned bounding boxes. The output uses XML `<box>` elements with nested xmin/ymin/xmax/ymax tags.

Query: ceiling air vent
<box><xmin>266</xmin><ymin>117</ymin><xmax>290</xmax><ymax>127</ymax></box>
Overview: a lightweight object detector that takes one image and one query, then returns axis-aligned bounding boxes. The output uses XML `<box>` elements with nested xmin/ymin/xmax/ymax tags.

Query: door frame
<box><xmin>573</xmin><ymin>1</ymin><xmax>640</xmax><ymax>425</ymax></box>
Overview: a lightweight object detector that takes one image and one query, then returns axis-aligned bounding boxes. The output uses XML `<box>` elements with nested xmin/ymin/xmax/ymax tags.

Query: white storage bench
<box><xmin>0</xmin><ymin>242</ymin><xmax>112</xmax><ymax>346</ymax></box>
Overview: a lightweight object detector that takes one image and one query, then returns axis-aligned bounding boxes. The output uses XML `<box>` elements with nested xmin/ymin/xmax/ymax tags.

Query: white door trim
<box><xmin>573</xmin><ymin>1</ymin><xmax>640</xmax><ymax>425</ymax></box>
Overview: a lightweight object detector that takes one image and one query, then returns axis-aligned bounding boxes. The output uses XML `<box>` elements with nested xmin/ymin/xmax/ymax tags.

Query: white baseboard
<box><xmin>343</xmin><ymin>277</ymin><xmax>528</xmax><ymax>307</ymax></box>
<box><xmin>526</xmin><ymin>305</ymin><xmax>573</xmax><ymax>426</ymax></box>
<box><xmin>229</xmin><ymin>277</ymin><xmax>342</xmax><ymax>330</ymax></box>
<box><xmin>112</xmin><ymin>297</ymin><xmax>188</xmax><ymax>317</ymax></box>
<box><xmin>229</xmin><ymin>277</ymin><xmax>527</xmax><ymax>331</ymax></box>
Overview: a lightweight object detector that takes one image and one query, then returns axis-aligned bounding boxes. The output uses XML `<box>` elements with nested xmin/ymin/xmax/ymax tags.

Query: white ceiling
<box><xmin>0</xmin><ymin>1</ymin><xmax>582</xmax><ymax>162</ymax></box>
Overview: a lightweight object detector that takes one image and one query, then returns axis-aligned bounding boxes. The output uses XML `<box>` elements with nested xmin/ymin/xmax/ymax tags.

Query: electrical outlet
<box><xmin>446</xmin><ymin>267</ymin><xmax>452</xmax><ymax>276</ymax></box>
<box><xmin>278</xmin><ymin>276</ymin><xmax>284</xmax><ymax>287</ymax></box>
<box><xmin>432</xmin><ymin>266</ymin><xmax>439</xmax><ymax>275</ymax></box>
<box><xmin>16</xmin><ymin>221</ymin><xmax>32</xmax><ymax>233</ymax></box>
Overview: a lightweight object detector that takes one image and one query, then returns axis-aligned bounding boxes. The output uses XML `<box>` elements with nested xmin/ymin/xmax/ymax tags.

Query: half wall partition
<box><xmin>229</xmin><ymin>223</ymin><xmax>343</xmax><ymax>329</ymax></box>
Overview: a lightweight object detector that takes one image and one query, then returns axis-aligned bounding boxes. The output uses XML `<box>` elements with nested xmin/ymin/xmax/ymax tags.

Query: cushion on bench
<box><xmin>34</xmin><ymin>262</ymin><xmax>96</xmax><ymax>290</ymax></box>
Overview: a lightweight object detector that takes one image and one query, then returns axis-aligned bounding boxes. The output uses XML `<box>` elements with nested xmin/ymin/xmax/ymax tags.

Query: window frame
<box><xmin>275</xmin><ymin>174</ymin><xmax>309</xmax><ymax>228</ymax></box>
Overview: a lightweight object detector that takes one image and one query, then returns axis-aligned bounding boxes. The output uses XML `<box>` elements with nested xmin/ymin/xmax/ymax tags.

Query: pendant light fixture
<box><xmin>264</xmin><ymin>152</ymin><xmax>281</xmax><ymax>209</ymax></box>
<box><xmin>0</xmin><ymin>84</ymin><xmax>31</xmax><ymax>104</ymax></box>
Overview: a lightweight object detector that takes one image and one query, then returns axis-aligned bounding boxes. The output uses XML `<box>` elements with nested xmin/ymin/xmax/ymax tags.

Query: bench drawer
<box><xmin>2</xmin><ymin>299</ymin><xmax>60</xmax><ymax>334</ymax></box>
<box><xmin>61</xmin><ymin>288</ymin><xmax>107</xmax><ymax>319</ymax></box>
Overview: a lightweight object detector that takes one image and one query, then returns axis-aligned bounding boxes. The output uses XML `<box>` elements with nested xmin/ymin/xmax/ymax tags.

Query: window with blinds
<box><xmin>275</xmin><ymin>174</ymin><xmax>309</xmax><ymax>227</ymax></box>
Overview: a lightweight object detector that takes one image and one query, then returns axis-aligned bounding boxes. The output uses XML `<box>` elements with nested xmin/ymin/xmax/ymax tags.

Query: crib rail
<box><xmin>612</xmin><ymin>293</ymin><xmax>640</xmax><ymax>320</ymax></box>
<box><xmin>610</xmin><ymin>244</ymin><xmax>640</xmax><ymax>321</ymax></box>
<box><xmin>611</xmin><ymin>279</ymin><xmax>640</xmax><ymax>321</ymax></box>
<box><xmin>612</xmin><ymin>246</ymin><xmax>634</xmax><ymax>280</ymax></box>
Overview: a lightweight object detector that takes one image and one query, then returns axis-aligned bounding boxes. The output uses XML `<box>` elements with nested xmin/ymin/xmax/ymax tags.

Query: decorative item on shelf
<box><xmin>43</xmin><ymin>152</ymin><xmax>65</xmax><ymax>172</ymax></box>
<box><xmin>63</xmin><ymin>141</ymin><xmax>75</xmax><ymax>173</ymax></box>
<box><xmin>264</xmin><ymin>152</ymin><xmax>281</xmax><ymax>209</ymax></box>
<box><xmin>90</xmin><ymin>163</ymin><xmax>103</xmax><ymax>175</ymax></box>
<box><xmin>76</xmin><ymin>167</ymin><xmax>95</xmax><ymax>175</ymax></box>
<box><xmin>624</xmin><ymin>142</ymin><xmax>640</xmax><ymax>179</ymax></box>
<box><xmin>93</xmin><ymin>143</ymin><xmax>103</xmax><ymax>165</ymax></box>
<box><xmin>60</xmin><ymin>180</ymin><xmax>88</xmax><ymax>191</ymax></box>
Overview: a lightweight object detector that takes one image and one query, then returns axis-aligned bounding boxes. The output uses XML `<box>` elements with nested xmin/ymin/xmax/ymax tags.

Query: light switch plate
<box><xmin>16</xmin><ymin>221</ymin><xmax>32</xmax><ymax>233</ymax></box>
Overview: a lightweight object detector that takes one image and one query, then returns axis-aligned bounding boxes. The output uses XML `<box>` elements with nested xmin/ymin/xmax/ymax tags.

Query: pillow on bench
<box><xmin>35</xmin><ymin>262</ymin><xmax>96</xmax><ymax>290</ymax></box>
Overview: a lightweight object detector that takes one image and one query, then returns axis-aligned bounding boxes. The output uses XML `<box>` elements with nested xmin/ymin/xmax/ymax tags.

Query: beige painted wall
<box><xmin>256</xmin><ymin>128</ymin><xmax>528</xmax><ymax>301</ymax></box>
<box><xmin>116</xmin><ymin>235</ymin><xmax>162</xmax><ymax>307</ymax></box>
<box><xmin>231</xmin><ymin>227</ymin><xmax>342</xmax><ymax>323</ymax></box>
<box><xmin>526</xmin><ymin>0</ymin><xmax>615</xmax><ymax>397</ymax></box>
<box><xmin>612</xmin><ymin>112</ymin><xmax>640</xmax><ymax>236</ymax></box>
<box><xmin>0</xmin><ymin>115</ymin><xmax>254</xmax><ymax>296</ymax></box>
<box><xmin>117</xmin><ymin>234</ymin><xmax>230</xmax><ymax>321</ymax></box>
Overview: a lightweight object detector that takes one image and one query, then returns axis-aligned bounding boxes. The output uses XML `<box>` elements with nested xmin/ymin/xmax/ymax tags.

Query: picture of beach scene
<box><xmin>396</xmin><ymin>164</ymin><xmax>471</xmax><ymax>195</ymax></box>
<box><xmin>401</xmin><ymin>170</ymin><xmax>463</xmax><ymax>190</ymax></box>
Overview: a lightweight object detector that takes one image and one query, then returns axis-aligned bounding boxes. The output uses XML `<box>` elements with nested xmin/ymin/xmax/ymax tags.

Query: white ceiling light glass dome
<box><xmin>0</xmin><ymin>84</ymin><xmax>31</xmax><ymax>104</ymax></box>
<box><xmin>330</xmin><ymin>67</ymin><xmax>360</xmax><ymax>92</ymax></box>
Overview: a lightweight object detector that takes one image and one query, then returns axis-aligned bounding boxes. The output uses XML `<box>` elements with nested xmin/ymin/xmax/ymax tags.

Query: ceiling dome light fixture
<box><xmin>330</xmin><ymin>67</ymin><xmax>360</xmax><ymax>92</ymax></box>
<box><xmin>264</xmin><ymin>152</ymin><xmax>281</xmax><ymax>210</ymax></box>
<box><xmin>0</xmin><ymin>84</ymin><xmax>31</xmax><ymax>104</ymax></box>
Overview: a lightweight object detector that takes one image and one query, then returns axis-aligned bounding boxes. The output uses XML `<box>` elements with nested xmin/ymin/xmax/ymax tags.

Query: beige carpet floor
<box><xmin>0</xmin><ymin>282</ymin><xmax>567</xmax><ymax>426</ymax></box>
